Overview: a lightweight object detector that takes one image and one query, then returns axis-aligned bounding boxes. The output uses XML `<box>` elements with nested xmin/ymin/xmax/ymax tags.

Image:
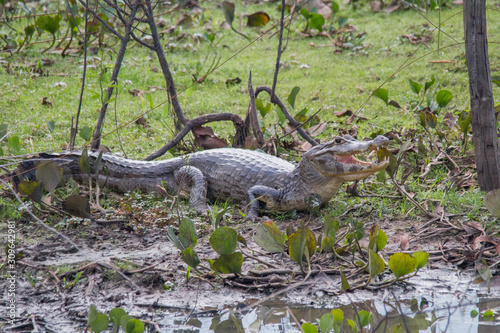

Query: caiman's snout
<box><xmin>369</xmin><ymin>135</ymin><xmax>390</xmax><ymax>150</ymax></box>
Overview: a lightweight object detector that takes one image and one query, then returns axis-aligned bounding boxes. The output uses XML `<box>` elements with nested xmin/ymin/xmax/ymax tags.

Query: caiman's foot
<box><xmin>245</xmin><ymin>210</ymin><xmax>260</xmax><ymax>222</ymax></box>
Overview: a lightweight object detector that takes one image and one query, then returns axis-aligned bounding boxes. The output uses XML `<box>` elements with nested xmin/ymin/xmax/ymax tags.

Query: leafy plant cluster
<box><xmin>87</xmin><ymin>305</ymin><xmax>144</xmax><ymax>333</ymax></box>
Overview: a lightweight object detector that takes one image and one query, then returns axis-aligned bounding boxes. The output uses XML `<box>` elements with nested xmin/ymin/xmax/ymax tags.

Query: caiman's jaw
<box><xmin>305</xmin><ymin>135</ymin><xmax>390</xmax><ymax>181</ymax></box>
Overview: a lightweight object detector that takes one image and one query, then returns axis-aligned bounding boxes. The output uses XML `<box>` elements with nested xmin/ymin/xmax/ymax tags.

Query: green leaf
<box><xmin>302</xmin><ymin>322</ymin><xmax>318</xmax><ymax>333</ymax></box>
<box><xmin>287</xmin><ymin>86</ymin><xmax>300</xmax><ymax>109</ymax></box>
<box><xmin>120</xmin><ymin>316</ymin><xmax>134</xmax><ymax>332</ymax></box>
<box><xmin>320</xmin><ymin>313</ymin><xmax>334</xmax><ymax>333</ymax></box>
<box><xmin>47</xmin><ymin>120</ymin><xmax>55</xmax><ymax>133</ymax></box>
<box><xmin>321</xmin><ymin>236</ymin><xmax>335</xmax><ymax>253</ymax></box>
<box><xmin>79</xmin><ymin>126</ymin><xmax>93</xmax><ymax>141</ymax></box>
<box><xmin>35</xmin><ymin>161</ymin><xmax>62</xmax><ymax>193</ymax></box>
<box><xmin>212</xmin><ymin>252</ymin><xmax>243</xmax><ymax>274</ymax></box>
<box><xmin>412</xmin><ymin>251</ymin><xmax>429</xmax><ymax>269</ymax></box>
<box><xmin>356</xmin><ymin>310</ymin><xmax>373</xmax><ymax>328</ymax></box>
<box><xmin>35</xmin><ymin>14</ymin><xmax>62</xmax><ymax>35</ymax></box>
<box><xmin>470</xmin><ymin>310</ymin><xmax>479</xmax><ymax>318</ymax></box>
<box><xmin>369</xmin><ymin>249</ymin><xmax>385</xmax><ymax>278</ymax></box>
<box><xmin>254</xmin><ymin>221</ymin><xmax>285</xmax><ymax>253</ymax></box>
<box><xmin>221</xmin><ymin>1</ymin><xmax>235</xmax><ymax>26</ymax></box>
<box><xmin>109</xmin><ymin>308</ymin><xmax>127</xmax><ymax>333</ymax></box>
<box><xmin>324</xmin><ymin>214</ymin><xmax>340</xmax><ymax>238</ymax></box>
<box><xmin>347</xmin><ymin>319</ymin><xmax>356</xmax><ymax>332</ymax></box>
<box><xmin>388</xmin><ymin>253</ymin><xmax>418</xmax><ymax>279</ymax></box>
<box><xmin>424</xmin><ymin>75</ymin><xmax>436</xmax><ymax>92</ymax></box>
<box><xmin>373</xmin><ymin>88</ymin><xmax>389</xmax><ymax>105</ymax></box>
<box><xmin>309</xmin><ymin>13</ymin><xmax>325</xmax><ymax>31</ymax></box>
<box><xmin>331</xmin><ymin>1</ymin><xmax>340</xmax><ymax>13</ymax></box>
<box><xmin>340</xmin><ymin>270</ymin><xmax>350</xmax><ymax>291</ymax></box>
<box><xmin>93</xmin><ymin>150</ymin><xmax>104</xmax><ymax>175</ymax></box>
<box><xmin>8</xmin><ymin>135</ymin><xmax>21</xmax><ymax>154</ymax></box>
<box><xmin>288</xmin><ymin>227</ymin><xmax>316</xmax><ymax>265</ymax></box>
<box><xmin>436</xmin><ymin>90</ymin><xmax>454</xmax><ymax>108</ymax></box>
<box><xmin>124</xmin><ymin>318</ymin><xmax>144</xmax><ymax>333</ymax></box>
<box><xmin>62</xmin><ymin>195</ymin><xmax>92</xmax><ymax>219</ymax></box>
<box><xmin>483</xmin><ymin>310</ymin><xmax>494</xmax><ymax>321</ymax></box>
<box><xmin>300</xmin><ymin>8</ymin><xmax>311</xmax><ymax>19</ymax></box>
<box><xmin>458</xmin><ymin>111</ymin><xmax>471</xmax><ymax>134</ymax></box>
<box><xmin>276</xmin><ymin>108</ymin><xmax>286</xmax><ymax>126</ymax></box>
<box><xmin>368</xmin><ymin>224</ymin><xmax>387</xmax><ymax>252</ymax></box>
<box><xmin>181</xmin><ymin>246</ymin><xmax>200</xmax><ymax>269</ymax></box>
<box><xmin>88</xmin><ymin>305</ymin><xmax>109</xmax><ymax>333</ymax></box>
<box><xmin>478</xmin><ymin>261</ymin><xmax>492</xmax><ymax>293</ymax></box>
<box><xmin>408</xmin><ymin>79</ymin><xmax>422</xmax><ymax>94</ymax></box>
<box><xmin>209</xmin><ymin>226</ymin><xmax>238</xmax><ymax>255</ymax></box>
<box><xmin>419</xmin><ymin>109</ymin><xmax>437</xmax><ymax>129</ymax></box>
<box><xmin>179</xmin><ymin>217</ymin><xmax>197</xmax><ymax>249</ymax></box>
<box><xmin>18</xmin><ymin>181</ymin><xmax>43</xmax><ymax>204</ymax></box>
<box><xmin>24</xmin><ymin>25</ymin><xmax>35</xmax><ymax>37</ymax></box>
<box><xmin>247</xmin><ymin>11</ymin><xmax>269</xmax><ymax>27</ymax></box>
<box><xmin>166</xmin><ymin>226</ymin><xmax>183</xmax><ymax>250</ymax></box>
<box><xmin>331</xmin><ymin>308</ymin><xmax>344</xmax><ymax>325</ymax></box>
<box><xmin>256</xmin><ymin>99</ymin><xmax>272</xmax><ymax>118</ymax></box>
<box><xmin>79</xmin><ymin>149</ymin><xmax>90</xmax><ymax>174</ymax></box>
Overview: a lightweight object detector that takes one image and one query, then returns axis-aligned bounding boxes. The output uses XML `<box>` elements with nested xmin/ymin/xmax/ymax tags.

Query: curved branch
<box><xmin>255</xmin><ymin>85</ymin><xmax>318</xmax><ymax>146</ymax></box>
<box><xmin>143</xmin><ymin>113</ymin><xmax>246</xmax><ymax>161</ymax></box>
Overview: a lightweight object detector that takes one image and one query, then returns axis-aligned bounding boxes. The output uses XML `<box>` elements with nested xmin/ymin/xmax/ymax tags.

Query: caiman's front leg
<box><xmin>174</xmin><ymin>166</ymin><xmax>209</xmax><ymax>214</ymax></box>
<box><xmin>246</xmin><ymin>185</ymin><xmax>282</xmax><ymax>220</ymax></box>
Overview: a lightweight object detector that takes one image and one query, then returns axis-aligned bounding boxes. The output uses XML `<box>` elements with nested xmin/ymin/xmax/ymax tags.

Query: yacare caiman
<box><xmin>11</xmin><ymin>135</ymin><xmax>390</xmax><ymax>219</ymax></box>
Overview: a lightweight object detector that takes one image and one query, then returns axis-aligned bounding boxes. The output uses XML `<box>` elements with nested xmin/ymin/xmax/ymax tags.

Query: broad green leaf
<box><xmin>483</xmin><ymin>310</ymin><xmax>494</xmax><ymax>321</ymax></box>
<box><xmin>389</xmin><ymin>253</ymin><xmax>418</xmax><ymax>279</ymax></box>
<box><xmin>47</xmin><ymin>120</ymin><xmax>55</xmax><ymax>133</ymax></box>
<box><xmin>309</xmin><ymin>13</ymin><xmax>325</xmax><ymax>31</ymax></box>
<box><xmin>255</xmin><ymin>99</ymin><xmax>271</xmax><ymax>118</ymax></box>
<box><xmin>221</xmin><ymin>1</ymin><xmax>235</xmax><ymax>26</ymax></box>
<box><xmin>179</xmin><ymin>217</ymin><xmax>197</xmax><ymax>249</ymax></box>
<box><xmin>340</xmin><ymin>270</ymin><xmax>350</xmax><ymax>291</ymax></box>
<box><xmin>68</xmin><ymin>15</ymin><xmax>81</xmax><ymax>32</ymax></box>
<box><xmin>209</xmin><ymin>226</ymin><xmax>238</xmax><ymax>255</ymax></box>
<box><xmin>79</xmin><ymin>149</ymin><xmax>90</xmax><ymax>174</ymax></box>
<box><xmin>357</xmin><ymin>310</ymin><xmax>373</xmax><ymax>328</ymax></box>
<box><xmin>247</xmin><ymin>11</ymin><xmax>269</xmax><ymax>27</ymax></box>
<box><xmin>470</xmin><ymin>310</ymin><xmax>479</xmax><ymax>318</ymax></box>
<box><xmin>408</xmin><ymin>79</ymin><xmax>422</xmax><ymax>94</ymax></box>
<box><xmin>212</xmin><ymin>252</ymin><xmax>243</xmax><ymax>274</ymax></box>
<box><xmin>124</xmin><ymin>318</ymin><xmax>144</xmax><ymax>333</ymax></box>
<box><xmin>424</xmin><ymin>75</ymin><xmax>436</xmax><ymax>92</ymax></box>
<box><xmin>254</xmin><ymin>221</ymin><xmax>285</xmax><ymax>253</ymax></box>
<box><xmin>484</xmin><ymin>189</ymin><xmax>500</xmax><ymax>218</ymax></box>
<box><xmin>321</xmin><ymin>236</ymin><xmax>335</xmax><ymax>253</ymax></box>
<box><xmin>120</xmin><ymin>316</ymin><xmax>134</xmax><ymax>332</ymax></box>
<box><xmin>19</xmin><ymin>181</ymin><xmax>43</xmax><ymax>204</ymax></box>
<box><xmin>331</xmin><ymin>1</ymin><xmax>340</xmax><ymax>13</ymax></box>
<box><xmin>376</xmin><ymin>147</ymin><xmax>397</xmax><ymax>178</ymax></box>
<box><xmin>35</xmin><ymin>14</ymin><xmax>62</xmax><ymax>35</ymax></box>
<box><xmin>8</xmin><ymin>135</ymin><xmax>21</xmax><ymax>154</ymax></box>
<box><xmin>80</xmin><ymin>126</ymin><xmax>93</xmax><ymax>141</ymax></box>
<box><xmin>166</xmin><ymin>226</ymin><xmax>183</xmax><ymax>250</ymax></box>
<box><xmin>301</xmin><ymin>322</ymin><xmax>318</xmax><ymax>333</ymax></box>
<box><xmin>320</xmin><ymin>313</ymin><xmax>334</xmax><ymax>333</ymax></box>
<box><xmin>373</xmin><ymin>88</ymin><xmax>388</xmax><ymax>105</ymax></box>
<box><xmin>324</xmin><ymin>214</ymin><xmax>340</xmax><ymax>238</ymax></box>
<box><xmin>458</xmin><ymin>111</ymin><xmax>471</xmax><ymax>134</ymax></box>
<box><xmin>276</xmin><ymin>109</ymin><xmax>286</xmax><ymax>126</ymax></box>
<box><xmin>419</xmin><ymin>109</ymin><xmax>437</xmax><ymax>129</ymax></box>
<box><xmin>347</xmin><ymin>319</ymin><xmax>356</xmax><ymax>332</ymax></box>
<box><xmin>436</xmin><ymin>90</ymin><xmax>454</xmax><ymax>108</ymax></box>
<box><xmin>412</xmin><ymin>251</ymin><xmax>429</xmax><ymax>269</ymax></box>
<box><xmin>62</xmin><ymin>194</ymin><xmax>92</xmax><ymax>219</ymax></box>
<box><xmin>109</xmin><ymin>308</ymin><xmax>126</xmax><ymax>333</ymax></box>
<box><xmin>368</xmin><ymin>225</ymin><xmax>387</xmax><ymax>253</ymax></box>
<box><xmin>93</xmin><ymin>150</ymin><xmax>104</xmax><ymax>175</ymax></box>
<box><xmin>331</xmin><ymin>309</ymin><xmax>344</xmax><ymax>325</ymax></box>
<box><xmin>288</xmin><ymin>227</ymin><xmax>316</xmax><ymax>265</ymax></box>
<box><xmin>35</xmin><ymin>161</ymin><xmax>62</xmax><ymax>193</ymax></box>
<box><xmin>181</xmin><ymin>246</ymin><xmax>200</xmax><ymax>269</ymax></box>
<box><xmin>369</xmin><ymin>249</ymin><xmax>385</xmax><ymax>278</ymax></box>
<box><xmin>300</xmin><ymin>8</ymin><xmax>311</xmax><ymax>19</ymax></box>
<box><xmin>287</xmin><ymin>86</ymin><xmax>300</xmax><ymax>109</ymax></box>
<box><xmin>88</xmin><ymin>306</ymin><xmax>109</xmax><ymax>333</ymax></box>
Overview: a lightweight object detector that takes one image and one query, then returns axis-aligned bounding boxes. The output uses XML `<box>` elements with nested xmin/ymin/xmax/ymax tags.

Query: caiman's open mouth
<box><xmin>333</xmin><ymin>144</ymin><xmax>389</xmax><ymax>167</ymax></box>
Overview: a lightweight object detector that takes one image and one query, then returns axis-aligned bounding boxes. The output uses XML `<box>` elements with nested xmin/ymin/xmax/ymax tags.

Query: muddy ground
<box><xmin>0</xmin><ymin>200</ymin><xmax>497</xmax><ymax>332</ymax></box>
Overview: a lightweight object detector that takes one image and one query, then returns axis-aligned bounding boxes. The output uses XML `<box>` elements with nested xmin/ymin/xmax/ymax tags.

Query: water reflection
<box><xmin>156</xmin><ymin>296</ymin><xmax>500</xmax><ymax>332</ymax></box>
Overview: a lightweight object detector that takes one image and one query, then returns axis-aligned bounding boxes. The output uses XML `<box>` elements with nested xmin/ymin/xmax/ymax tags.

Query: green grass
<box><xmin>0</xmin><ymin>1</ymin><xmax>499</xmax><ymax>223</ymax></box>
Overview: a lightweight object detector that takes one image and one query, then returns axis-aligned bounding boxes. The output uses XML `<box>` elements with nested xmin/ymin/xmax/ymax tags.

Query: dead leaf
<box><xmin>308</xmin><ymin>122</ymin><xmax>328</xmax><ymax>137</ymax></box>
<box><xmin>334</xmin><ymin>110</ymin><xmax>353</xmax><ymax>117</ymax></box>
<box><xmin>429</xmin><ymin>60</ymin><xmax>456</xmax><ymax>64</ymax></box>
<box><xmin>225</xmin><ymin>77</ymin><xmax>241</xmax><ymax>86</ymax></box>
<box><xmin>135</xmin><ymin>117</ymin><xmax>150</xmax><ymax>128</ymax></box>
<box><xmin>192</xmin><ymin>126</ymin><xmax>228</xmax><ymax>150</ymax></box>
<box><xmin>443</xmin><ymin>112</ymin><xmax>458</xmax><ymax>128</ymax></box>
<box><xmin>41</xmin><ymin>97</ymin><xmax>53</xmax><ymax>107</ymax></box>
<box><xmin>473</xmin><ymin>235</ymin><xmax>498</xmax><ymax>250</ymax></box>
<box><xmin>298</xmin><ymin>141</ymin><xmax>313</xmax><ymax>152</ymax></box>
<box><xmin>400</xmin><ymin>234</ymin><xmax>409</xmax><ymax>251</ymax></box>
<box><xmin>128</xmin><ymin>89</ymin><xmax>145</xmax><ymax>100</ymax></box>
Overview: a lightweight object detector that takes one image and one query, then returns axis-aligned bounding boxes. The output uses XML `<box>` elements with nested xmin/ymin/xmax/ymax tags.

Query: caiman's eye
<box><xmin>334</xmin><ymin>137</ymin><xmax>345</xmax><ymax>144</ymax></box>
